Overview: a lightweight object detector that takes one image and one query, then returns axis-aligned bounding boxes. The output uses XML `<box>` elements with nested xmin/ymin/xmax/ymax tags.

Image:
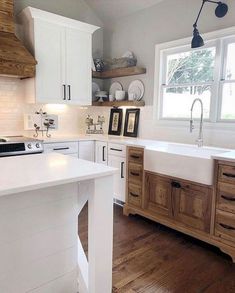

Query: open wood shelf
<box><xmin>92</xmin><ymin>100</ymin><xmax>145</xmax><ymax>107</ymax></box>
<box><xmin>92</xmin><ymin>66</ymin><xmax>146</xmax><ymax>79</ymax></box>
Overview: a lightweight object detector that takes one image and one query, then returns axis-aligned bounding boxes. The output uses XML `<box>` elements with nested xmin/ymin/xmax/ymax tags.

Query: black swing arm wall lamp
<box><xmin>192</xmin><ymin>0</ymin><xmax>228</xmax><ymax>48</ymax></box>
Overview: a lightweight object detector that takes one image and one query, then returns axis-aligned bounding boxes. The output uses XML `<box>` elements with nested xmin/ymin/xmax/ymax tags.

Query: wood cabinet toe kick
<box><xmin>124</xmin><ymin>149</ymin><xmax>235</xmax><ymax>262</ymax></box>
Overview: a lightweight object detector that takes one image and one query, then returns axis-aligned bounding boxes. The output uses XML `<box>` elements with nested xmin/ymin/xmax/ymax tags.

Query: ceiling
<box><xmin>85</xmin><ymin>0</ymin><xmax>164</xmax><ymax>24</ymax></box>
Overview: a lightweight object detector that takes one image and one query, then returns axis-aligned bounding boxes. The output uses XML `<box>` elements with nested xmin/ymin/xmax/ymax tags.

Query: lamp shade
<box><xmin>191</xmin><ymin>27</ymin><xmax>204</xmax><ymax>48</ymax></box>
<box><xmin>215</xmin><ymin>3</ymin><xmax>228</xmax><ymax>18</ymax></box>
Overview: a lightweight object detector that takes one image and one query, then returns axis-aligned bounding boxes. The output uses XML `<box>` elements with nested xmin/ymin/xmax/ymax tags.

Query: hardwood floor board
<box><xmin>78</xmin><ymin>204</ymin><xmax>235</xmax><ymax>293</ymax></box>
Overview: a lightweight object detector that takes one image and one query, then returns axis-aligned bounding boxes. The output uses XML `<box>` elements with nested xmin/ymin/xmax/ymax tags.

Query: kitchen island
<box><xmin>0</xmin><ymin>153</ymin><xmax>116</xmax><ymax>293</ymax></box>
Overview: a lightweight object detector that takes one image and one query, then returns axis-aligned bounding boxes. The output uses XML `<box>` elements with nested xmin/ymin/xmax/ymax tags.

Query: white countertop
<box><xmin>212</xmin><ymin>151</ymin><xmax>235</xmax><ymax>163</ymax></box>
<box><xmin>0</xmin><ymin>153</ymin><xmax>116</xmax><ymax>197</ymax></box>
<box><xmin>33</xmin><ymin>134</ymin><xmax>235</xmax><ymax>163</ymax></box>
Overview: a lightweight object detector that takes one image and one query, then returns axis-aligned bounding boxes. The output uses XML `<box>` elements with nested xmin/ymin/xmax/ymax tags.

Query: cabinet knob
<box><xmin>171</xmin><ymin>181</ymin><xmax>181</xmax><ymax>189</ymax></box>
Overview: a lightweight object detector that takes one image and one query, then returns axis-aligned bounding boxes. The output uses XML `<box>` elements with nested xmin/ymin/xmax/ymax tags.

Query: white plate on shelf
<box><xmin>128</xmin><ymin>80</ymin><xmax>144</xmax><ymax>101</ymax></box>
<box><xmin>92</xmin><ymin>82</ymin><xmax>100</xmax><ymax>101</ymax></box>
<box><xmin>109</xmin><ymin>82</ymin><xmax>123</xmax><ymax>96</ymax></box>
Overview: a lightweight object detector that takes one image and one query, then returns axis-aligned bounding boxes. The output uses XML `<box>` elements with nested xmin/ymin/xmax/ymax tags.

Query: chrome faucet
<box><xmin>190</xmin><ymin>98</ymin><xmax>204</xmax><ymax>147</ymax></box>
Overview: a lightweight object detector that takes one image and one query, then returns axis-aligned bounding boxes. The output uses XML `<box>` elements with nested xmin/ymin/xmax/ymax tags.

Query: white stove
<box><xmin>0</xmin><ymin>136</ymin><xmax>43</xmax><ymax>157</ymax></box>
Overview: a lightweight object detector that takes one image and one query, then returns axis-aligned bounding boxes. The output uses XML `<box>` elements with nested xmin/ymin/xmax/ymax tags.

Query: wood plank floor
<box><xmin>78</xmin><ymin>204</ymin><xmax>235</xmax><ymax>293</ymax></box>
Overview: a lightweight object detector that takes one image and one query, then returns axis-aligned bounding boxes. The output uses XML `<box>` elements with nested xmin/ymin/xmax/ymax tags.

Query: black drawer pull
<box><xmin>130</xmin><ymin>155</ymin><xmax>140</xmax><ymax>159</ymax></box>
<box><xmin>130</xmin><ymin>192</ymin><xmax>139</xmax><ymax>198</ymax></box>
<box><xmin>223</xmin><ymin>173</ymin><xmax>235</xmax><ymax>178</ymax></box>
<box><xmin>110</xmin><ymin>148</ymin><xmax>122</xmax><ymax>152</ymax></box>
<box><xmin>221</xmin><ymin>195</ymin><xmax>235</xmax><ymax>202</ymax></box>
<box><xmin>130</xmin><ymin>172</ymin><xmax>140</xmax><ymax>177</ymax></box>
<box><xmin>171</xmin><ymin>181</ymin><xmax>181</xmax><ymax>189</ymax></box>
<box><xmin>53</xmin><ymin>147</ymin><xmax>69</xmax><ymax>151</ymax></box>
<box><xmin>219</xmin><ymin>223</ymin><xmax>235</xmax><ymax>231</ymax></box>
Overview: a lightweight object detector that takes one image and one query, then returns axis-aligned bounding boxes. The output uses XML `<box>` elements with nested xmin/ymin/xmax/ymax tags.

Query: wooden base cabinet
<box><xmin>144</xmin><ymin>172</ymin><xmax>212</xmax><ymax>233</ymax></box>
<box><xmin>124</xmin><ymin>148</ymin><xmax>235</xmax><ymax>262</ymax></box>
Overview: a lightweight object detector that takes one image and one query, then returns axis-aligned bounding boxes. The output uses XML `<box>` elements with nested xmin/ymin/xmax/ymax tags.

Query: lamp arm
<box><xmin>193</xmin><ymin>0</ymin><xmax>221</xmax><ymax>27</ymax></box>
<box><xmin>193</xmin><ymin>0</ymin><xmax>207</xmax><ymax>27</ymax></box>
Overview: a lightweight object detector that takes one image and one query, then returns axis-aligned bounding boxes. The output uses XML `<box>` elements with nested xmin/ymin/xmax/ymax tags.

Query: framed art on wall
<box><xmin>108</xmin><ymin>108</ymin><xmax>123</xmax><ymax>135</ymax></box>
<box><xmin>123</xmin><ymin>108</ymin><xmax>140</xmax><ymax>137</ymax></box>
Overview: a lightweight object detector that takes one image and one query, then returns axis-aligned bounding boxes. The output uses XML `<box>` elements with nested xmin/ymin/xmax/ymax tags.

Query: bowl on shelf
<box><xmin>115</xmin><ymin>90</ymin><xmax>126</xmax><ymax>101</ymax></box>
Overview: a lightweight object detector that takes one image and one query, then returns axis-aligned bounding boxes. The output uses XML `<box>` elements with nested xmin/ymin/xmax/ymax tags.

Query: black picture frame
<box><xmin>123</xmin><ymin>108</ymin><xmax>140</xmax><ymax>137</ymax></box>
<box><xmin>108</xmin><ymin>108</ymin><xmax>123</xmax><ymax>136</ymax></box>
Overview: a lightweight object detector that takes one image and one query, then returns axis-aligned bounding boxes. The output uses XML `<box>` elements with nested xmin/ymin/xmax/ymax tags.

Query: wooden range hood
<box><xmin>0</xmin><ymin>0</ymin><xmax>36</xmax><ymax>78</ymax></box>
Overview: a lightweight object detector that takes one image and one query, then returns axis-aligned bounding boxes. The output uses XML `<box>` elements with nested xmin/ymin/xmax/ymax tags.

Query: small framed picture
<box><xmin>108</xmin><ymin>108</ymin><xmax>123</xmax><ymax>136</ymax></box>
<box><xmin>124</xmin><ymin>108</ymin><xmax>140</xmax><ymax>137</ymax></box>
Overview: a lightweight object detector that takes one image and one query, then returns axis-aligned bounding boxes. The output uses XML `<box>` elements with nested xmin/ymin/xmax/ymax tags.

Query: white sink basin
<box><xmin>144</xmin><ymin>142</ymin><xmax>229</xmax><ymax>185</ymax></box>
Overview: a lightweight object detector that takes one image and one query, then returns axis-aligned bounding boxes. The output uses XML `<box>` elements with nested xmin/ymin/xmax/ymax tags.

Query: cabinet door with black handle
<box><xmin>172</xmin><ymin>181</ymin><xmax>212</xmax><ymax>233</ymax></box>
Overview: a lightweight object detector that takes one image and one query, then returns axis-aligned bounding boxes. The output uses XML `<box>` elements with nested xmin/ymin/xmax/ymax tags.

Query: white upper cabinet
<box><xmin>66</xmin><ymin>28</ymin><xmax>92</xmax><ymax>104</ymax></box>
<box><xmin>19</xmin><ymin>7</ymin><xmax>99</xmax><ymax>105</ymax></box>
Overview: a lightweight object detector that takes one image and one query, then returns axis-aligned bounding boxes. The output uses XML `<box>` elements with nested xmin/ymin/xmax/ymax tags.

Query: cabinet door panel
<box><xmin>95</xmin><ymin>142</ymin><xmax>108</xmax><ymax>165</ymax></box>
<box><xmin>145</xmin><ymin>173</ymin><xmax>173</xmax><ymax>217</ymax></box>
<box><xmin>79</xmin><ymin>141</ymin><xmax>94</xmax><ymax>162</ymax></box>
<box><xmin>34</xmin><ymin>20</ymin><xmax>65</xmax><ymax>103</ymax></box>
<box><xmin>173</xmin><ymin>182</ymin><xmax>212</xmax><ymax>233</ymax></box>
<box><xmin>108</xmin><ymin>155</ymin><xmax>126</xmax><ymax>202</ymax></box>
<box><xmin>66</xmin><ymin>28</ymin><xmax>91</xmax><ymax>105</ymax></box>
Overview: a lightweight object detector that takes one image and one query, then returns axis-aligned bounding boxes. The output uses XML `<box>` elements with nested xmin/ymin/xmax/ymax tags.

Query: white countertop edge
<box><xmin>0</xmin><ymin>170</ymin><xmax>116</xmax><ymax>197</ymax></box>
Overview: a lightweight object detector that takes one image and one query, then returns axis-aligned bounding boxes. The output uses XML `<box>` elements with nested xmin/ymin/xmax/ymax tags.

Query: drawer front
<box><xmin>128</xmin><ymin>147</ymin><xmax>144</xmax><ymax>164</ymax></box>
<box><xmin>218</xmin><ymin>165</ymin><xmax>235</xmax><ymax>184</ymax></box>
<box><xmin>108</xmin><ymin>143</ymin><xmax>126</xmax><ymax>157</ymax></box>
<box><xmin>215</xmin><ymin>210</ymin><xmax>235</xmax><ymax>244</ymax></box>
<box><xmin>128</xmin><ymin>163</ymin><xmax>143</xmax><ymax>185</ymax></box>
<box><xmin>43</xmin><ymin>142</ymin><xmax>78</xmax><ymax>154</ymax></box>
<box><xmin>128</xmin><ymin>183</ymin><xmax>142</xmax><ymax>207</ymax></box>
<box><xmin>217</xmin><ymin>182</ymin><xmax>235</xmax><ymax>214</ymax></box>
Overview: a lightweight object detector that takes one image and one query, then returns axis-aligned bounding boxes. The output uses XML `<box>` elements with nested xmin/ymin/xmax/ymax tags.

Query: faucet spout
<box><xmin>190</xmin><ymin>98</ymin><xmax>204</xmax><ymax>147</ymax></box>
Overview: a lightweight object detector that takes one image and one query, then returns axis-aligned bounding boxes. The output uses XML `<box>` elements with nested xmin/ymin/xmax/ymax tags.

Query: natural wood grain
<box><xmin>78</xmin><ymin>204</ymin><xmax>235</xmax><ymax>293</ymax></box>
<box><xmin>92</xmin><ymin>66</ymin><xmax>146</xmax><ymax>79</ymax></box>
<box><xmin>92</xmin><ymin>100</ymin><xmax>145</xmax><ymax>107</ymax></box>
<box><xmin>0</xmin><ymin>0</ymin><xmax>14</xmax><ymax>33</ymax></box>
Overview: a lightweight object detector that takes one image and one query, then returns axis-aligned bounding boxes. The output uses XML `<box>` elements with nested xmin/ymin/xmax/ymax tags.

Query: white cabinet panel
<box><xmin>43</xmin><ymin>142</ymin><xmax>78</xmax><ymax>155</ymax></box>
<box><xmin>79</xmin><ymin>141</ymin><xmax>95</xmax><ymax>162</ymax></box>
<box><xmin>34</xmin><ymin>20</ymin><xmax>65</xmax><ymax>103</ymax></box>
<box><xmin>108</xmin><ymin>155</ymin><xmax>126</xmax><ymax>202</ymax></box>
<box><xmin>95</xmin><ymin>141</ymin><xmax>108</xmax><ymax>165</ymax></box>
<box><xmin>66</xmin><ymin>28</ymin><xmax>92</xmax><ymax>105</ymax></box>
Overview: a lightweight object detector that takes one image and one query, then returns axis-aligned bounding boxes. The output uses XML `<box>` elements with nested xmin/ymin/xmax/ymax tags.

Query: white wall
<box><xmin>90</xmin><ymin>0</ymin><xmax>235</xmax><ymax>148</ymax></box>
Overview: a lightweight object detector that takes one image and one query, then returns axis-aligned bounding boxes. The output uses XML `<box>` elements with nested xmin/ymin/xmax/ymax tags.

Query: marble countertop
<box><xmin>0</xmin><ymin>153</ymin><xmax>116</xmax><ymax>197</ymax></box>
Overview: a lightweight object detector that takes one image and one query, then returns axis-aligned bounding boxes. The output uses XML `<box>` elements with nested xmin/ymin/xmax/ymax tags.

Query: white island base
<box><xmin>0</xmin><ymin>154</ymin><xmax>115</xmax><ymax>293</ymax></box>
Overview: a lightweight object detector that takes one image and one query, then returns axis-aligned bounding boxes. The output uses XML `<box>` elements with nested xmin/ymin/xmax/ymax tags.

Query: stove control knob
<box><xmin>36</xmin><ymin>143</ymin><xmax>40</xmax><ymax>148</ymax></box>
<box><xmin>27</xmin><ymin>143</ymin><xmax>32</xmax><ymax>149</ymax></box>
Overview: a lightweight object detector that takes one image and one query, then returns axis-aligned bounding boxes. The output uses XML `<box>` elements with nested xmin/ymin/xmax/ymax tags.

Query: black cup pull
<box><xmin>130</xmin><ymin>172</ymin><xmax>139</xmax><ymax>177</ymax></box>
<box><xmin>219</xmin><ymin>223</ymin><xmax>235</xmax><ymax>231</ymax></box>
<box><xmin>221</xmin><ymin>195</ymin><xmax>235</xmax><ymax>202</ymax></box>
<box><xmin>223</xmin><ymin>172</ymin><xmax>235</xmax><ymax>178</ymax></box>
<box><xmin>130</xmin><ymin>192</ymin><xmax>139</xmax><ymax>198</ymax></box>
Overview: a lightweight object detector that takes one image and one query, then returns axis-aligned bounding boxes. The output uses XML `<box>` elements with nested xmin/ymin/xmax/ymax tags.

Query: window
<box><xmin>156</xmin><ymin>32</ymin><xmax>235</xmax><ymax>123</ymax></box>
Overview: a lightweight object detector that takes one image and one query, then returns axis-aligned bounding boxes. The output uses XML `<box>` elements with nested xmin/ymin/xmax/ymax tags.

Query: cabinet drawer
<box><xmin>218</xmin><ymin>165</ymin><xmax>235</xmax><ymax>184</ymax></box>
<box><xmin>128</xmin><ymin>163</ymin><xmax>143</xmax><ymax>185</ymax></box>
<box><xmin>108</xmin><ymin>143</ymin><xmax>126</xmax><ymax>157</ymax></box>
<box><xmin>128</xmin><ymin>183</ymin><xmax>142</xmax><ymax>207</ymax></box>
<box><xmin>128</xmin><ymin>148</ymin><xmax>143</xmax><ymax>164</ymax></box>
<box><xmin>215</xmin><ymin>210</ymin><xmax>235</xmax><ymax>244</ymax></box>
<box><xmin>217</xmin><ymin>182</ymin><xmax>235</xmax><ymax>214</ymax></box>
<box><xmin>43</xmin><ymin>141</ymin><xmax>78</xmax><ymax>154</ymax></box>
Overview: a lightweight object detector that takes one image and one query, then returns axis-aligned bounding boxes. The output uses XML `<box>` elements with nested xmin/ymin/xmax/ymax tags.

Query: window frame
<box><xmin>154</xmin><ymin>27</ymin><xmax>235</xmax><ymax>126</ymax></box>
<box><xmin>217</xmin><ymin>36</ymin><xmax>235</xmax><ymax>122</ymax></box>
